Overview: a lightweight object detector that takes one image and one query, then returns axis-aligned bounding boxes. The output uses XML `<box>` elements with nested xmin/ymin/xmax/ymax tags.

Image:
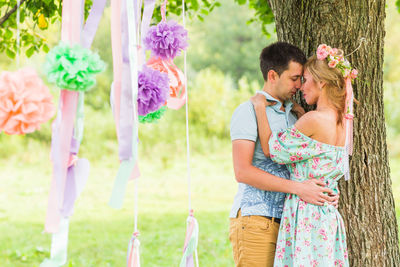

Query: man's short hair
<box><xmin>260</xmin><ymin>42</ymin><xmax>306</xmax><ymax>81</ymax></box>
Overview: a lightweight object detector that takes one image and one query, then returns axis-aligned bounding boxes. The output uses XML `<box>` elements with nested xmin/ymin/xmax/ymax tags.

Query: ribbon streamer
<box><xmin>43</xmin><ymin>0</ymin><xmax>105</xmax><ymax>265</ymax></box>
<box><xmin>109</xmin><ymin>0</ymin><xmax>140</xmax><ymax>209</ymax></box>
<box><xmin>40</xmin><ymin>218</ymin><xmax>70</xmax><ymax>267</ymax></box>
<box><xmin>343</xmin><ymin>77</ymin><xmax>354</xmax><ymax>181</ymax></box>
<box><xmin>180</xmin><ymin>211</ymin><xmax>199</xmax><ymax>267</ymax></box>
<box><xmin>127</xmin><ymin>232</ymin><xmax>141</xmax><ymax>267</ymax></box>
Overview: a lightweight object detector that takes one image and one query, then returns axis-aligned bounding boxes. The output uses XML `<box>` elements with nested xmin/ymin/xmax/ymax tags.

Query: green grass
<box><xmin>2</xmin><ymin>129</ymin><xmax>400</xmax><ymax>266</ymax></box>
<box><xmin>0</xmin><ymin>135</ymin><xmax>236</xmax><ymax>266</ymax></box>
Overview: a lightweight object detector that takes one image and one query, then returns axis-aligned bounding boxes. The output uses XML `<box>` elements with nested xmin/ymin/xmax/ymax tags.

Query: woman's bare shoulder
<box><xmin>295</xmin><ymin>110</ymin><xmax>335</xmax><ymax>137</ymax></box>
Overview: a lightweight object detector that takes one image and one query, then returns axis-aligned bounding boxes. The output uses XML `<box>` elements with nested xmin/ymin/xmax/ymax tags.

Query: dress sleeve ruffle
<box><xmin>268</xmin><ymin>126</ymin><xmax>327</xmax><ymax>164</ymax></box>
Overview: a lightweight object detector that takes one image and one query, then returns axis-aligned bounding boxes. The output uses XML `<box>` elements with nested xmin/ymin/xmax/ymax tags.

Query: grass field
<box><xmin>1</xmin><ymin>133</ymin><xmax>400</xmax><ymax>266</ymax></box>
<box><xmin>0</xmin><ymin>135</ymin><xmax>237</xmax><ymax>266</ymax></box>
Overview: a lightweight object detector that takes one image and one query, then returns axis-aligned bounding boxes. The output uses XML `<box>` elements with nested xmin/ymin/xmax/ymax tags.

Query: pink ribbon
<box><xmin>161</xmin><ymin>0</ymin><xmax>168</xmax><ymax>22</ymax></box>
<box><xmin>342</xmin><ymin>77</ymin><xmax>354</xmax><ymax>181</ymax></box>
<box><xmin>46</xmin><ymin>0</ymin><xmax>105</xmax><ymax>233</ymax></box>
<box><xmin>344</xmin><ymin>77</ymin><xmax>354</xmax><ymax>155</ymax></box>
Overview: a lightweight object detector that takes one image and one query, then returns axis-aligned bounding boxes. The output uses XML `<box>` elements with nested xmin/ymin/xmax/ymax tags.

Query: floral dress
<box><xmin>270</xmin><ymin>126</ymin><xmax>349</xmax><ymax>267</ymax></box>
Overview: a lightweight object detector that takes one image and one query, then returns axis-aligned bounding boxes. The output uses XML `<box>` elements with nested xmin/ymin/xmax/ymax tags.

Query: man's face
<box><xmin>275</xmin><ymin>61</ymin><xmax>303</xmax><ymax>102</ymax></box>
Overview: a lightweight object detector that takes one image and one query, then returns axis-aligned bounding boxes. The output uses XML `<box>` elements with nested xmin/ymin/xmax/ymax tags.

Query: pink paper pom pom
<box><xmin>0</xmin><ymin>68</ymin><xmax>55</xmax><ymax>135</ymax></box>
<box><xmin>146</xmin><ymin>56</ymin><xmax>185</xmax><ymax>101</ymax></box>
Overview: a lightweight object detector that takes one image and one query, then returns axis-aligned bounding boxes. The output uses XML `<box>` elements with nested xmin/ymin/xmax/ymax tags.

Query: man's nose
<box><xmin>295</xmin><ymin>80</ymin><xmax>302</xmax><ymax>89</ymax></box>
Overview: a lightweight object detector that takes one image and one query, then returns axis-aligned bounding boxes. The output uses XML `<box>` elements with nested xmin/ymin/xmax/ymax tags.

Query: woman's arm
<box><xmin>250</xmin><ymin>94</ymin><xmax>274</xmax><ymax>157</ymax></box>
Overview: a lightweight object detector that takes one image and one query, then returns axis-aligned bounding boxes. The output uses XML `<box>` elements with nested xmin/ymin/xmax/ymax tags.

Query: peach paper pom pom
<box><xmin>0</xmin><ymin>68</ymin><xmax>55</xmax><ymax>135</ymax></box>
<box><xmin>146</xmin><ymin>57</ymin><xmax>185</xmax><ymax>99</ymax></box>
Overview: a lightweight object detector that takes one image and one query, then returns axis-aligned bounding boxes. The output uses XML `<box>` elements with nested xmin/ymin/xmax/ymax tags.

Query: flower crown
<box><xmin>316</xmin><ymin>44</ymin><xmax>358</xmax><ymax>80</ymax></box>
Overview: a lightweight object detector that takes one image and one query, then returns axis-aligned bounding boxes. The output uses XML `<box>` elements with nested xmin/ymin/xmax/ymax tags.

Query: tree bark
<box><xmin>267</xmin><ymin>0</ymin><xmax>400</xmax><ymax>266</ymax></box>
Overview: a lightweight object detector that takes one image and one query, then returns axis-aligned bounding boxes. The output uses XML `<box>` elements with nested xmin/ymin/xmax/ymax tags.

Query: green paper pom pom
<box><xmin>44</xmin><ymin>42</ymin><xmax>106</xmax><ymax>91</ymax></box>
<box><xmin>139</xmin><ymin>106</ymin><xmax>167</xmax><ymax>123</ymax></box>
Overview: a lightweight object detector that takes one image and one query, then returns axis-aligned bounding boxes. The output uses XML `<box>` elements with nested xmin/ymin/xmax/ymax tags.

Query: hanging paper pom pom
<box><xmin>146</xmin><ymin>56</ymin><xmax>185</xmax><ymax>98</ymax></box>
<box><xmin>44</xmin><ymin>42</ymin><xmax>106</xmax><ymax>91</ymax></box>
<box><xmin>139</xmin><ymin>106</ymin><xmax>167</xmax><ymax>123</ymax></box>
<box><xmin>137</xmin><ymin>66</ymin><xmax>169</xmax><ymax>116</ymax></box>
<box><xmin>144</xmin><ymin>20</ymin><xmax>188</xmax><ymax>60</ymax></box>
<box><xmin>0</xmin><ymin>68</ymin><xmax>55</xmax><ymax>135</ymax></box>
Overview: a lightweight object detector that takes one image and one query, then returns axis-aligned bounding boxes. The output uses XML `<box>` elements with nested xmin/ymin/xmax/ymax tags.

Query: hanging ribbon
<box><xmin>40</xmin><ymin>218</ymin><xmax>70</xmax><ymax>267</ymax></box>
<box><xmin>127</xmin><ymin>232</ymin><xmax>141</xmax><ymax>267</ymax></box>
<box><xmin>42</xmin><ymin>0</ymin><xmax>106</xmax><ymax>266</ymax></box>
<box><xmin>45</xmin><ymin>0</ymin><xmax>106</xmax><ymax>233</ymax></box>
<box><xmin>16</xmin><ymin>0</ymin><xmax>20</xmax><ymax>66</ymax></box>
<box><xmin>109</xmin><ymin>0</ymin><xmax>156</xmax><ymax>208</ymax></box>
<box><xmin>179</xmin><ymin>211</ymin><xmax>199</xmax><ymax>267</ymax></box>
<box><xmin>45</xmin><ymin>0</ymin><xmax>83</xmax><ymax>233</ymax></box>
<box><xmin>139</xmin><ymin>0</ymin><xmax>156</xmax><ymax>63</ymax></box>
<box><xmin>343</xmin><ymin>77</ymin><xmax>354</xmax><ymax>181</ymax></box>
<box><xmin>109</xmin><ymin>0</ymin><xmax>140</xmax><ymax>209</ymax></box>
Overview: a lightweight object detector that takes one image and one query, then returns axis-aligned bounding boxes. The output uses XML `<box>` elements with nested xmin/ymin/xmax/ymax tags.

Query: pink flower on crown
<box><xmin>330</xmin><ymin>48</ymin><xmax>338</xmax><ymax>56</ymax></box>
<box><xmin>328</xmin><ymin>59</ymin><xmax>339</xmax><ymax>68</ymax></box>
<box><xmin>317</xmin><ymin>44</ymin><xmax>329</xmax><ymax>60</ymax></box>
<box><xmin>343</xmin><ymin>68</ymin><xmax>351</xmax><ymax>78</ymax></box>
<box><xmin>351</xmin><ymin>69</ymin><xmax>358</xmax><ymax>79</ymax></box>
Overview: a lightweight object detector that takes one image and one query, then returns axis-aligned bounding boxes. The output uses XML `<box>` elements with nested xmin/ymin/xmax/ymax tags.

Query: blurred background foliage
<box><xmin>0</xmin><ymin>0</ymin><xmax>273</xmax><ymax>161</ymax></box>
<box><xmin>1</xmin><ymin>0</ymin><xmax>399</xmax><ymax>160</ymax></box>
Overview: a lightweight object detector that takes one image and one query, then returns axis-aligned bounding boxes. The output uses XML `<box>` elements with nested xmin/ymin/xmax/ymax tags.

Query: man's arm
<box><xmin>232</xmin><ymin>139</ymin><xmax>335</xmax><ymax>206</ymax></box>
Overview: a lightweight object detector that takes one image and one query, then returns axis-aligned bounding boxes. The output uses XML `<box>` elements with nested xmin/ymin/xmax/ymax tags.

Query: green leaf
<box><xmin>42</xmin><ymin>44</ymin><xmax>50</xmax><ymax>53</ymax></box>
<box><xmin>26</xmin><ymin>46</ymin><xmax>35</xmax><ymax>58</ymax></box>
<box><xmin>6</xmin><ymin>48</ymin><xmax>16</xmax><ymax>59</ymax></box>
<box><xmin>197</xmin><ymin>14</ymin><xmax>204</xmax><ymax>21</ymax></box>
<box><xmin>19</xmin><ymin>11</ymin><xmax>25</xmax><ymax>23</ymax></box>
<box><xmin>235</xmin><ymin>0</ymin><xmax>247</xmax><ymax>5</ymax></box>
<box><xmin>396</xmin><ymin>0</ymin><xmax>400</xmax><ymax>12</ymax></box>
<box><xmin>200</xmin><ymin>9</ymin><xmax>209</xmax><ymax>15</ymax></box>
<box><xmin>191</xmin><ymin>0</ymin><xmax>199</xmax><ymax>10</ymax></box>
<box><xmin>4</xmin><ymin>28</ymin><xmax>13</xmax><ymax>40</ymax></box>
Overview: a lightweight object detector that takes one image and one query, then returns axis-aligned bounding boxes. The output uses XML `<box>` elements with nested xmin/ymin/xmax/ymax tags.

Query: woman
<box><xmin>251</xmin><ymin>44</ymin><xmax>357</xmax><ymax>266</ymax></box>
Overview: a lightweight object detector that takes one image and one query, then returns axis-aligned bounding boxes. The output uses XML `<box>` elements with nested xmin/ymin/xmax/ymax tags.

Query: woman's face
<box><xmin>300</xmin><ymin>69</ymin><xmax>321</xmax><ymax>105</ymax></box>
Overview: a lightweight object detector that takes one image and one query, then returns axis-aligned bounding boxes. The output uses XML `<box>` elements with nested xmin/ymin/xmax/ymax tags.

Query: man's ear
<box><xmin>267</xmin><ymin>69</ymin><xmax>278</xmax><ymax>83</ymax></box>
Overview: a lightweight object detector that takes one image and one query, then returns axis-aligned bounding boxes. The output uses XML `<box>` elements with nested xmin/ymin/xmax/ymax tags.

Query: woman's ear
<box><xmin>318</xmin><ymin>81</ymin><xmax>326</xmax><ymax>89</ymax></box>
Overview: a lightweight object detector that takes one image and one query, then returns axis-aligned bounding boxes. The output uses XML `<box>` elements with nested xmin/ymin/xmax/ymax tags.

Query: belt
<box><xmin>265</xmin><ymin>216</ymin><xmax>281</xmax><ymax>224</ymax></box>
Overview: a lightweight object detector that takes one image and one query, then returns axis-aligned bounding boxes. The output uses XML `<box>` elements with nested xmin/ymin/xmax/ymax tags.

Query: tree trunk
<box><xmin>267</xmin><ymin>0</ymin><xmax>400</xmax><ymax>266</ymax></box>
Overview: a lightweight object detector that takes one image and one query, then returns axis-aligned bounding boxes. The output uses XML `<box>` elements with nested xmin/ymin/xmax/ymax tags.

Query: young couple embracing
<box><xmin>230</xmin><ymin>42</ymin><xmax>356</xmax><ymax>267</ymax></box>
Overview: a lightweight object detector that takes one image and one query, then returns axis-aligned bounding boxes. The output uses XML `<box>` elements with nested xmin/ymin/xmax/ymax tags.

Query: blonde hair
<box><xmin>305</xmin><ymin>54</ymin><xmax>346</xmax><ymax>124</ymax></box>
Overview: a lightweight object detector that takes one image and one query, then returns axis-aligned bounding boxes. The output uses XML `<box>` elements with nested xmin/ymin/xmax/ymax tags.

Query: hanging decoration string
<box><xmin>16</xmin><ymin>0</ymin><xmax>20</xmax><ymax>66</ymax></box>
<box><xmin>161</xmin><ymin>0</ymin><xmax>167</xmax><ymax>22</ymax></box>
<box><xmin>181</xmin><ymin>0</ymin><xmax>199</xmax><ymax>266</ymax></box>
<box><xmin>181</xmin><ymin>0</ymin><xmax>191</xmax><ymax>219</ymax></box>
<box><xmin>345</xmin><ymin>37</ymin><xmax>366</xmax><ymax>57</ymax></box>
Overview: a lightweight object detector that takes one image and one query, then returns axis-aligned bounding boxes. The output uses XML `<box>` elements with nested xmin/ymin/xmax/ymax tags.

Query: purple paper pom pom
<box><xmin>144</xmin><ymin>20</ymin><xmax>188</xmax><ymax>60</ymax></box>
<box><xmin>137</xmin><ymin>66</ymin><xmax>169</xmax><ymax>116</ymax></box>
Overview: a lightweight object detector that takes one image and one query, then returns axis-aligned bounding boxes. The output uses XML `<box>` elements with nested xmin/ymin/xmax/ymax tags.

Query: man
<box><xmin>229</xmin><ymin>42</ymin><xmax>338</xmax><ymax>267</ymax></box>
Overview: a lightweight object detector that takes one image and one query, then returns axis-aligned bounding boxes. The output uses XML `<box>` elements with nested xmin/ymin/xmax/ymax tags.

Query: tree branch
<box><xmin>0</xmin><ymin>0</ymin><xmax>29</xmax><ymax>27</ymax></box>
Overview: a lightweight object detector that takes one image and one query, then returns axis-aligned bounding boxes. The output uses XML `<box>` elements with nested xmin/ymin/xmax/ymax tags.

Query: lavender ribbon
<box><xmin>59</xmin><ymin>0</ymin><xmax>106</xmax><ymax>216</ymax></box>
<box><xmin>140</xmin><ymin>0</ymin><xmax>156</xmax><ymax>62</ymax></box>
<box><xmin>81</xmin><ymin>0</ymin><xmax>107</xmax><ymax>49</ymax></box>
<box><xmin>109</xmin><ymin>0</ymin><xmax>139</xmax><ymax>209</ymax></box>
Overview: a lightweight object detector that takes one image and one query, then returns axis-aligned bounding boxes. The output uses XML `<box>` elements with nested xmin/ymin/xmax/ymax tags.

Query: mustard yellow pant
<box><xmin>229</xmin><ymin>211</ymin><xmax>280</xmax><ymax>267</ymax></box>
